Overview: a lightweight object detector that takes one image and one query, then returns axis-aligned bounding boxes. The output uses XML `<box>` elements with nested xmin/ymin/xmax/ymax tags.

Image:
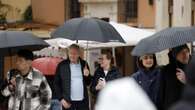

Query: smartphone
<box><xmin>99</xmin><ymin>77</ymin><xmax>105</xmax><ymax>81</ymax></box>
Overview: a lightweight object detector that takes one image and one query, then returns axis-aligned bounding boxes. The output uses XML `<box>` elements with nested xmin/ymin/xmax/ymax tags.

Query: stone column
<box><xmin>173</xmin><ymin>0</ymin><xmax>192</xmax><ymax>26</ymax></box>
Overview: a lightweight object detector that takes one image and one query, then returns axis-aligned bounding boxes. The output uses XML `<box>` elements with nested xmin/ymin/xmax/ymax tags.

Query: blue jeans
<box><xmin>50</xmin><ymin>99</ymin><xmax>62</xmax><ymax>110</ymax></box>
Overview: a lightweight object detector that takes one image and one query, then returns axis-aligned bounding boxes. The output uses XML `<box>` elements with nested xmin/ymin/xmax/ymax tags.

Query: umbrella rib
<box><xmin>94</xmin><ymin>20</ymin><xmax>105</xmax><ymax>42</ymax></box>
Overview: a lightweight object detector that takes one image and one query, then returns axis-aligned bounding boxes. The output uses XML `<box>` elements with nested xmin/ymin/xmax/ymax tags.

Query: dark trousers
<box><xmin>63</xmin><ymin>100</ymin><xmax>89</xmax><ymax>110</ymax></box>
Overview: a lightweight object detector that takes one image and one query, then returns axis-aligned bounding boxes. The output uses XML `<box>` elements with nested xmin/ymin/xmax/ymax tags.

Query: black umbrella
<box><xmin>0</xmin><ymin>31</ymin><xmax>49</xmax><ymax>55</ymax></box>
<box><xmin>51</xmin><ymin>17</ymin><xmax>125</xmax><ymax>43</ymax></box>
<box><xmin>131</xmin><ymin>27</ymin><xmax>195</xmax><ymax>56</ymax></box>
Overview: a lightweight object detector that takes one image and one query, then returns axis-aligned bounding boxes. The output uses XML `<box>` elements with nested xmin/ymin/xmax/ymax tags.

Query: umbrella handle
<box><xmin>112</xmin><ymin>47</ymin><xmax>116</xmax><ymax>66</ymax></box>
<box><xmin>85</xmin><ymin>41</ymin><xmax>89</xmax><ymax>62</ymax></box>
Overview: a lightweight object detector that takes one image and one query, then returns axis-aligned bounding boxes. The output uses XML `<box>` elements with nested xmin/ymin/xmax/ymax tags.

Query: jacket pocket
<box><xmin>26</xmin><ymin>85</ymin><xmax>40</xmax><ymax>99</ymax></box>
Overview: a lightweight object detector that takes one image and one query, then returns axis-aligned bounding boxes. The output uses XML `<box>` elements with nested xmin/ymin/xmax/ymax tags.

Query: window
<box><xmin>192</xmin><ymin>10</ymin><xmax>194</xmax><ymax>26</ymax></box>
<box><xmin>148</xmin><ymin>0</ymin><xmax>154</xmax><ymax>5</ymax></box>
<box><xmin>118</xmin><ymin>0</ymin><xmax>137</xmax><ymax>23</ymax></box>
<box><xmin>125</xmin><ymin>0</ymin><xmax>138</xmax><ymax>19</ymax></box>
<box><xmin>70</xmin><ymin>0</ymin><xmax>80</xmax><ymax>18</ymax></box>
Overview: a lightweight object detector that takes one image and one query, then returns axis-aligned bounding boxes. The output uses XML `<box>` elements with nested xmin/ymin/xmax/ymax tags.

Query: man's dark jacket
<box><xmin>54</xmin><ymin>58</ymin><xmax>91</xmax><ymax>105</ymax></box>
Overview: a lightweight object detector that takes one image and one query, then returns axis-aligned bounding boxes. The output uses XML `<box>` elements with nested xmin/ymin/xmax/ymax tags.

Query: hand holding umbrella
<box><xmin>83</xmin><ymin>65</ymin><xmax>90</xmax><ymax>77</ymax></box>
<box><xmin>8</xmin><ymin>77</ymin><xmax>16</xmax><ymax>92</ymax></box>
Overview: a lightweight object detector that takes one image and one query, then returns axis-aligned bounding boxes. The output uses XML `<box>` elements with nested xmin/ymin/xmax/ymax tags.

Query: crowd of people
<box><xmin>0</xmin><ymin>43</ymin><xmax>194</xmax><ymax>110</ymax></box>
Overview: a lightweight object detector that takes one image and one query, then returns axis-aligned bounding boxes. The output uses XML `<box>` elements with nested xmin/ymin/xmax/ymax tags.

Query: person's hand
<box><xmin>8</xmin><ymin>78</ymin><xmax>16</xmax><ymax>91</ymax></box>
<box><xmin>95</xmin><ymin>83</ymin><xmax>103</xmax><ymax>90</ymax></box>
<box><xmin>10</xmin><ymin>78</ymin><xmax>16</xmax><ymax>87</ymax></box>
<box><xmin>95</xmin><ymin>78</ymin><xmax>106</xmax><ymax>90</ymax></box>
<box><xmin>8</xmin><ymin>84</ymin><xmax>15</xmax><ymax>91</ymax></box>
<box><xmin>61</xmin><ymin>99</ymin><xmax>71</xmax><ymax>109</ymax></box>
<box><xmin>176</xmin><ymin>68</ymin><xmax>186</xmax><ymax>84</ymax></box>
<box><xmin>96</xmin><ymin>81</ymin><xmax>103</xmax><ymax>90</ymax></box>
<box><xmin>83</xmin><ymin>65</ymin><xmax>90</xmax><ymax>77</ymax></box>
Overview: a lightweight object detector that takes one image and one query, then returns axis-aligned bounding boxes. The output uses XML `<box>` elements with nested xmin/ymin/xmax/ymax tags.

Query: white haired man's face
<box><xmin>69</xmin><ymin>48</ymin><xmax>80</xmax><ymax>63</ymax></box>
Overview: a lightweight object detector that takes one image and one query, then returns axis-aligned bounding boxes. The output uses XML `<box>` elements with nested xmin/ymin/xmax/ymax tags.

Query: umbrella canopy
<box><xmin>131</xmin><ymin>27</ymin><xmax>195</xmax><ymax>56</ymax></box>
<box><xmin>32</xmin><ymin>57</ymin><xmax>63</xmax><ymax>75</ymax></box>
<box><xmin>33</xmin><ymin>46</ymin><xmax>68</xmax><ymax>59</ymax></box>
<box><xmin>51</xmin><ymin>17</ymin><xmax>125</xmax><ymax>43</ymax></box>
<box><xmin>110</xmin><ymin>22</ymin><xmax>155</xmax><ymax>46</ymax></box>
<box><xmin>76</xmin><ymin>22</ymin><xmax>155</xmax><ymax>49</ymax></box>
<box><xmin>33</xmin><ymin>38</ymin><xmax>73</xmax><ymax>58</ymax></box>
<box><xmin>0</xmin><ymin>31</ymin><xmax>49</xmax><ymax>55</ymax></box>
<box><xmin>45</xmin><ymin>38</ymin><xmax>75</xmax><ymax>48</ymax></box>
<box><xmin>48</xmin><ymin>22</ymin><xmax>155</xmax><ymax>49</ymax></box>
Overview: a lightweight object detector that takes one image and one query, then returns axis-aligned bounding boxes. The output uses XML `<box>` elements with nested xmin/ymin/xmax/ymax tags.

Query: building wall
<box><xmin>80</xmin><ymin>1</ymin><xmax>118</xmax><ymax>22</ymax></box>
<box><xmin>156</xmin><ymin>0</ymin><xmax>194</xmax><ymax>29</ymax></box>
<box><xmin>80</xmin><ymin>0</ymin><xmax>156</xmax><ymax>27</ymax></box>
<box><xmin>173</xmin><ymin>0</ymin><xmax>192</xmax><ymax>26</ymax></box>
<box><xmin>0</xmin><ymin>0</ymin><xmax>30</xmax><ymax>22</ymax></box>
<box><xmin>32</xmin><ymin>0</ymin><xmax>65</xmax><ymax>25</ymax></box>
<box><xmin>138</xmin><ymin>0</ymin><xmax>155</xmax><ymax>28</ymax></box>
<box><xmin>4</xmin><ymin>56</ymin><xmax>17</xmax><ymax>79</ymax></box>
<box><xmin>79</xmin><ymin>0</ymin><xmax>117</xmax><ymax>3</ymax></box>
